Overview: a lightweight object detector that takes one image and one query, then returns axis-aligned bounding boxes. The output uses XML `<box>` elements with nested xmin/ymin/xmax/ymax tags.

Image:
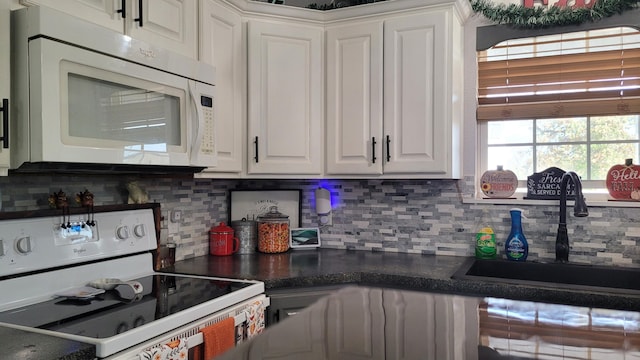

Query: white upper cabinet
<box><xmin>20</xmin><ymin>0</ymin><xmax>123</xmax><ymax>32</ymax></box>
<box><xmin>16</xmin><ymin>0</ymin><xmax>468</xmax><ymax>178</ymax></box>
<box><xmin>0</xmin><ymin>0</ymin><xmax>17</xmax><ymax>175</ymax></box>
<box><xmin>20</xmin><ymin>0</ymin><xmax>197</xmax><ymax>58</ymax></box>
<box><xmin>247</xmin><ymin>20</ymin><xmax>323</xmax><ymax>175</ymax></box>
<box><xmin>326</xmin><ymin>20</ymin><xmax>383</xmax><ymax>175</ymax></box>
<box><xmin>128</xmin><ymin>0</ymin><xmax>197</xmax><ymax>58</ymax></box>
<box><xmin>198</xmin><ymin>0</ymin><xmax>244</xmax><ymax>174</ymax></box>
<box><xmin>383</xmin><ymin>11</ymin><xmax>461</xmax><ymax>177</ymax></box>
<box><xmin>326</xmin><ymin>7</ymin><xmax>465</xmax><ymax>178</ymax></box>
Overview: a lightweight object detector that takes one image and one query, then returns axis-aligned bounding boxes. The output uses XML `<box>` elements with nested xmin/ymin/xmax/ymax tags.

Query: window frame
<box><xmin>473</xmin><ymin>13</ymin><xmax>640</xmax><ymax>207</ymax></box>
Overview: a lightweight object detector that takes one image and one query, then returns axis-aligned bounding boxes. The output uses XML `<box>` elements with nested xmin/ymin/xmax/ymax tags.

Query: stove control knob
<box><xmin>0</xmin><ymin>239</ymin><xmax>5</xmax><ymax>256</ymax></box>
<box><xmin>116</xmin><ymin>225</ymin><xmax>130</xmax><ymax>240</ymax></box>
<box><xmin>133</xmin><ymin>224</ymin><xmax>146</xmax><ymax>238</ymax></box>
<box><xmin>15</xmin><ymin>236</ymin><xmax>32</xmax><ymax>254</ymax></box>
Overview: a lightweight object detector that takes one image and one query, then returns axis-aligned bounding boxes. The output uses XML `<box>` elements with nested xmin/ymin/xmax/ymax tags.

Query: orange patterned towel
<box><xmin>202</xmin><ymin>317</ymin><xmax>236</xmax><ymax>359</ymax></box>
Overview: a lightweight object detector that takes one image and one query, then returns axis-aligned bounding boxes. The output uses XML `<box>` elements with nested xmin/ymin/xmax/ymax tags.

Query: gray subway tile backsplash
<box><xmin>0</xmin><ymin>174</ymin><xmax>637</xmax><ymax>266</ymax></box>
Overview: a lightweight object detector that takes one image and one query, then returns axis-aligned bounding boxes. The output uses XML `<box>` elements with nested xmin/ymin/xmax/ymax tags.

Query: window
<box><xmin>483</xmin><ymin>116</ymin><xmax>640</xmax><ymax>180</ymax></box>
<box><xmin>477</xmin><ymin>27</ymin><xmax>640</xmax><ymax>201</ymax></box>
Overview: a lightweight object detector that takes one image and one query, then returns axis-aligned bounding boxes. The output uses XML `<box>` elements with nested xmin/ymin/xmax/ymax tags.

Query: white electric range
<box><xmin>0</xmin><ymin>205</ymin><xmax>267</xmax><ymax>359</ymax></box>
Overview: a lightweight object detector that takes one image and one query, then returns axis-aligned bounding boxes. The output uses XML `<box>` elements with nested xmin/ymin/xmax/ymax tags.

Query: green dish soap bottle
<box><xmin>505</xmin><ymin>208</ymin><xmax>528</xmax><ymax>261</ymax></box>
<box><xmin>475</xmin><ymin>209</ymin><xmax>497</xmax><ymax>259</ymax></box>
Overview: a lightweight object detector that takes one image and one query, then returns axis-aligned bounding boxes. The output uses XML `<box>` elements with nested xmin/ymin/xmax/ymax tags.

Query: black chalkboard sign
<box><xmin>525</xmin><ymin>167</ymin><xmax>576</xmax><ymax>200</ymax></box>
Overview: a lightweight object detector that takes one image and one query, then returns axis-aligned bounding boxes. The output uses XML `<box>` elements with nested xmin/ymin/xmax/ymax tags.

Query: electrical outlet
<box><xmin>170</xmin><ymin>210</ymin><xmax>182</xmax><ymax>223</ymax></box>
<box><xmin>168</xmin><ymin>220</ymin><xmax>179</xmax><ymax>234</ymax></box>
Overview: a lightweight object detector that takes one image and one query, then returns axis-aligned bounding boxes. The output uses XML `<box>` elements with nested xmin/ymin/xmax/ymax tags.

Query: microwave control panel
<box><xmin>200</xmin><ymin>95</ymin><xmax>215</xmax><ymax>155</ymax></box>
<box><xmin>189</xmin><ymin>81</ymin><xmax>217</xmax><ymax>167</ymax></box>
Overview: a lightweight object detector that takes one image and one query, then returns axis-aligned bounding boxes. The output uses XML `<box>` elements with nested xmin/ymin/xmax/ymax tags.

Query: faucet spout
<box><xmin>556</xmin><ymin>171</ymin><xmax>588</xmax><ymax>263</ymax></box>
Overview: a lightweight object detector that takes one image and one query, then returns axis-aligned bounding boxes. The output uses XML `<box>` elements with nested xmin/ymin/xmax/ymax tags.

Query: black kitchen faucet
<box><xmin>556</xmin><ymin>171</ymin><xmax>589</xmax><ymax>263</ymax></box>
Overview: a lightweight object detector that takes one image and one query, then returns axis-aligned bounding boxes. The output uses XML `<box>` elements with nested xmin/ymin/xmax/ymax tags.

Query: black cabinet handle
<box><xmin>0</xmin><ymin>99</ymin><xmax>8</xmax><ymax>149</ymax></box>
<box><xmin>371</xmin><ymin>137</ymin><xmax>376</xmax><ymax>164</ymax></box>
<box><xmin>116</xmin><ymin>0</ymin><xmax>126</xmax><ymax>18</ymax></box>
<box><xmin>254</xmin><ymin>136</ymin><xmax>259</xmax><ymax>163</ymax></box>
<box><xmin>134</xmin><ymin>0</ymin><xmax>143</xmax><ymax>26</ymax></box>
<box><xmin>386</xmin><ymin>135</ymin><xmax>391</xmax><ymax>162</ymax></box>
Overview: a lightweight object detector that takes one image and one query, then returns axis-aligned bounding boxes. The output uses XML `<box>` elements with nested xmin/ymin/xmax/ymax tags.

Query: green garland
<box><xmin>471</xmin><ymin>0</ymin><xmax>639</xmax><ymax>28</ymax></box>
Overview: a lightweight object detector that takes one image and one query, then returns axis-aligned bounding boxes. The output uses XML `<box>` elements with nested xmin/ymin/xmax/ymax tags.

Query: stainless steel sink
<box><xmin>452</xmin><ymin>258</ymin><xmax>640</xmax><ymax>295</ymax></box>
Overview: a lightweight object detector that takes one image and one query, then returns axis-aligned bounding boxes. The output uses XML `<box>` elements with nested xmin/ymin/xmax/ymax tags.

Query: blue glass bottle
<box><xmin>505</xmin><ymin>208</ymin><xmax>528</xmax><ymax>261</ymax></box>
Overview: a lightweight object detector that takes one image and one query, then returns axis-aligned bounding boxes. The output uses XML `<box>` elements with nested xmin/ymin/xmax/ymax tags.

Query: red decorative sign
<box><xmin>606</xmin><ymin>159</ymin><xmax>640</xmax><ymax>200</ymax></box>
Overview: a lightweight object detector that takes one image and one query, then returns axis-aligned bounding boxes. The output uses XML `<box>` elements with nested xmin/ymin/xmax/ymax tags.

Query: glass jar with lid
<box><xmin>257</xmin><ymin>206</ymin><xmax>290</xmax><ymax>253</ymax></box>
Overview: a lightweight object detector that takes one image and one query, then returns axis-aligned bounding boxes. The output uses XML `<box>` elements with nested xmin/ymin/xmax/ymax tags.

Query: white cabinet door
<box><xmin>383</xmin><ymin>11</ymin><xmax>453</xmax><ymax>175</ymax></box>
<box><xmin>384</xmin><ymin>289</ymin><xmax>436</xmax><ymax>359</ymax></box>
<box><xmin>384</xmin><ymin>290</ymin><xmax>476</xmax><ymax>359</ymax></box>
<box><xmin>326</xmin><ymin>287</ymin><xmax>385</xmax><ymax>359</ymax></box>
<box><xmin>199</xmin><ymin>0</ymin><xmax>243</xmax><ymax>174</ymax></box>
<box><xmin>247</xmin><ymin>20</ymin><xmax>323</xmax><ymax>175</ymax></box>
<box><xmin>128</xmin><ymin>0</ymin><xmax>197</xmax><ymax>59</ymax></box>
<box><xmin>20</xmin><ymin>0</ymin><xmax>124</xmax><ymax>32</ymax></box>
<box><xmin>326</xmin><ymin>20</ymin><xmax>383</xmax><ymax>175</ymax></box>
<box><xmin>0</xmin><ymin>0</ymin><xmax>15</xmax><ymax>175</ymax></box>
<box><xmin>327</xmin><ymin>9</ymin><xmax>463</xmax><ymax>178</ymax></box>
<box><xmin>20</xmin><ymin>0</ymin><xmax>197</xmax><ymax>59</ymax></box>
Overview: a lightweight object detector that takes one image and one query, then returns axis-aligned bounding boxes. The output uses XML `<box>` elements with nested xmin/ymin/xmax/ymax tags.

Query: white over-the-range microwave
<box><xmin>10</xmin><ymin>6</ymin><xmax>217</xmax><ymax>174</ymax></box>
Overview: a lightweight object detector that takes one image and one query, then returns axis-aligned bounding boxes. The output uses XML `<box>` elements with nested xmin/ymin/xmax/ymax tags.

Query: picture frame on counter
<box><xmin>228</xmin><ymin>189</ymin><xmax>301</xmax><ymax>227</ymax></box>
<box><xmin>290</xmin><ymin>227</ymin><xmax>321</xmax><ymax>249</ymax></box>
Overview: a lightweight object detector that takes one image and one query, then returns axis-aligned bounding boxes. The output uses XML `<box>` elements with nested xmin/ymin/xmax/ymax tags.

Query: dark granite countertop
<box><xmin>5</xmin><ymin>249</ymin><xmax>640</xmax><ymax>360</ymax></box>
<box><xmin>0</xmin><ymin>326</ymin><xmax>95</xmax><ymax>360</ymax></box>
<box><xmin>170</xmin><ymin>248</ymin><xmax>640</xmax><ymax>312</ymax></box>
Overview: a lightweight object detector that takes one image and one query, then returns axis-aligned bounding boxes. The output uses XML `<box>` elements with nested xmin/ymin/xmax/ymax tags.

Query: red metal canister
<box><xmin>209</xmin><ymin>222</ymin><xmax>239</xmax><ymax>256</ymax></box>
